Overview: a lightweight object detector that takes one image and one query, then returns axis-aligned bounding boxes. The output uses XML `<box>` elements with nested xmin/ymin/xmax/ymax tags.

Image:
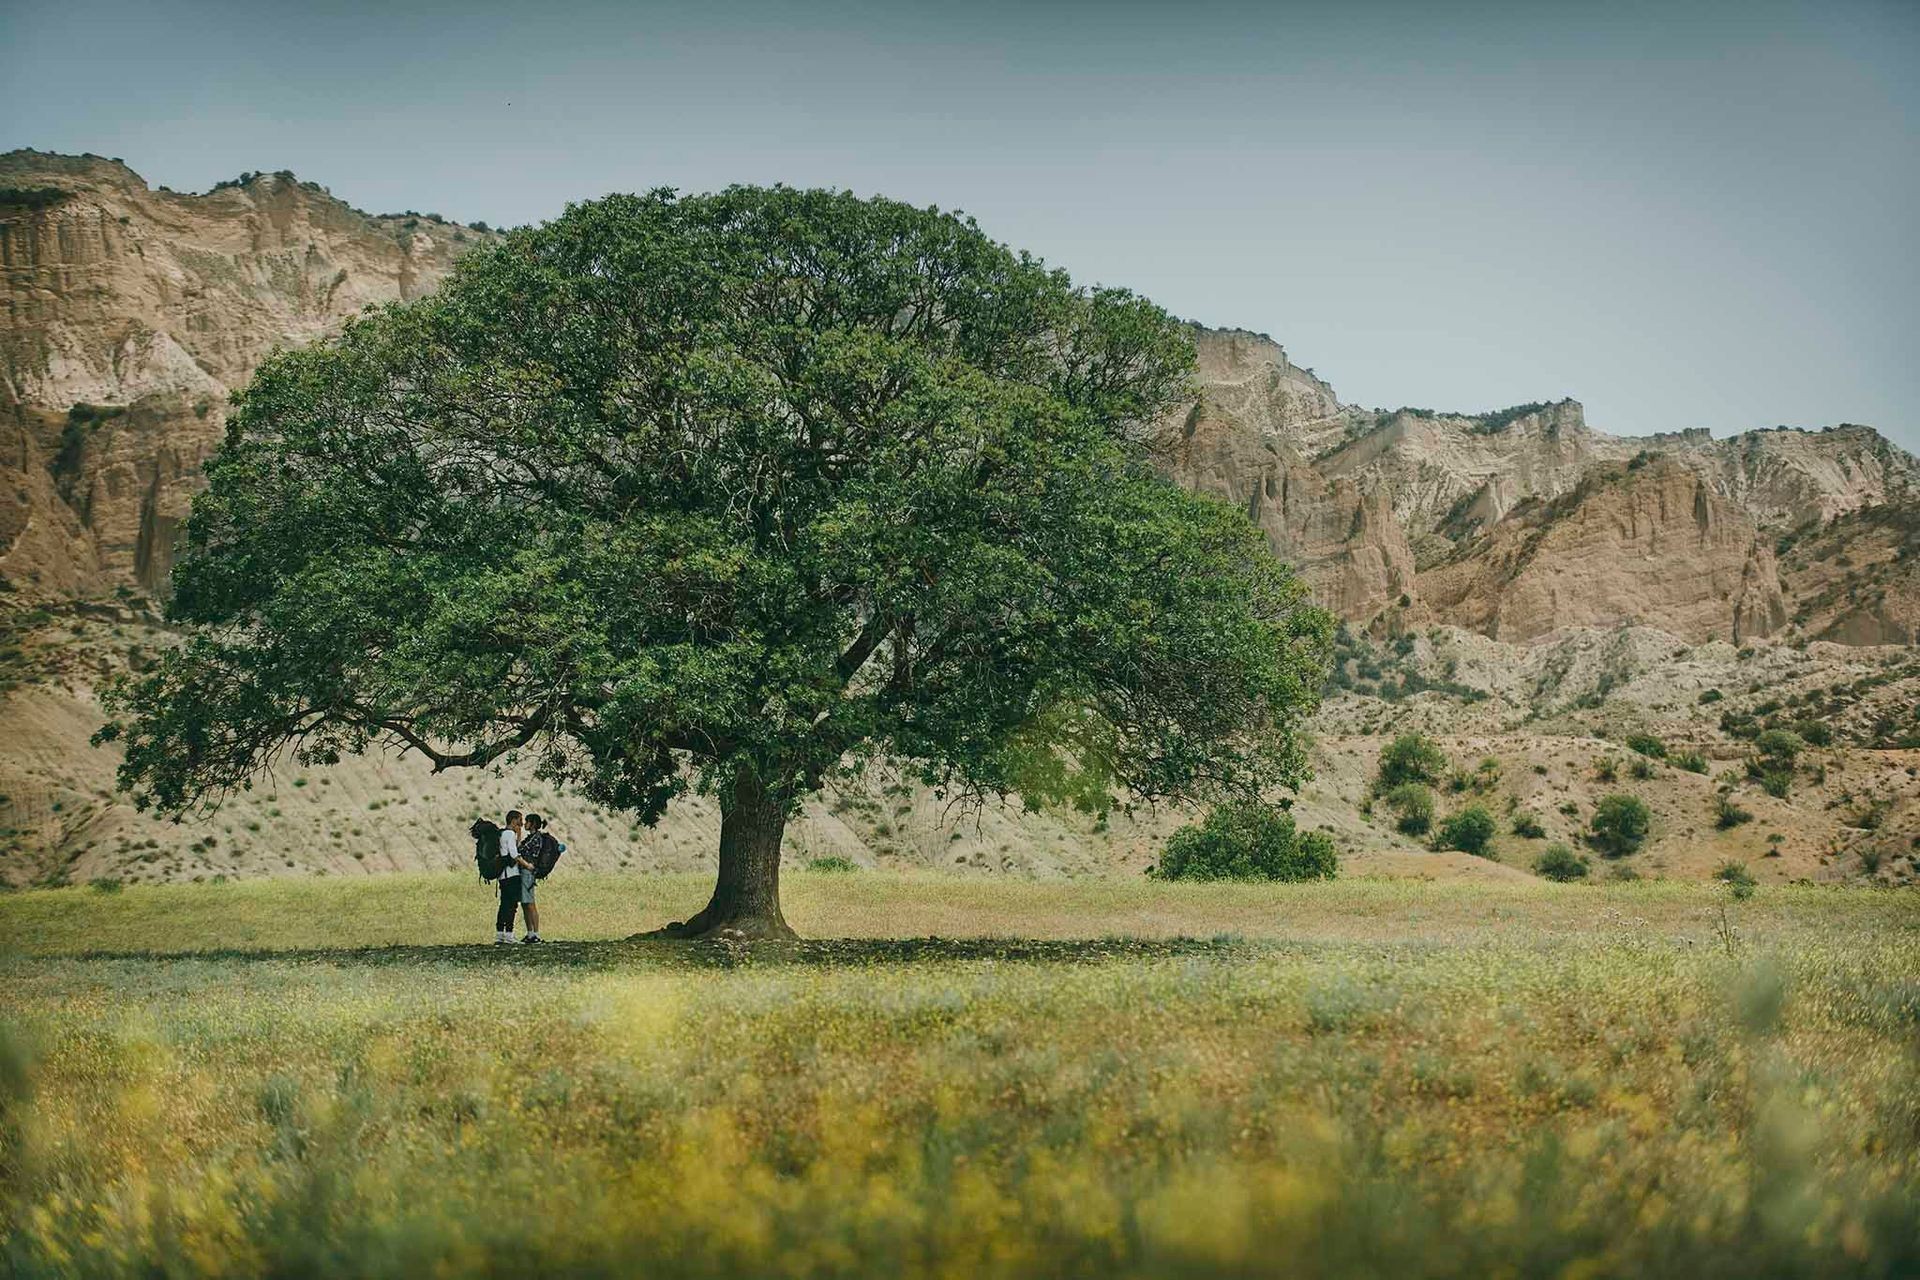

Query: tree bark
<box><xmin>658</xmin><ymin>765</ymin><xmax>797</xmax><ymax>940</ymax></box>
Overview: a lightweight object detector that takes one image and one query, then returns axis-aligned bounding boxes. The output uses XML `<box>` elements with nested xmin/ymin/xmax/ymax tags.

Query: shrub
<box><xmin>1672</xmin><ymin>749</ymin><xmax>1708</xmax><ymax>774</ymax></box>
<box><xmin>1533</xmin><ymin>843</ymin><xmax>1589</xmax><ymax>881</ymax></box>
<box><xmin>1594</xmin><ymin>757</ymin><xmax>1619</xmax><ymax>783</ymax></box>
<box><xmin>1698</xmin><ymin>688</ymin><xmax>1723</xmax><ymax>704</ymax></box>
<box><xmin>1625</xmin><ymin>733</ymin><xmax>1666</xmax><ymax>759</ymax></box>
<box><xmin>1157</xmin><ymin>803</ymin><xmax>1337</xmax><ymax>882</ymax></box>
<box><xmin>1629</xmin><ymin>758</ymin><xmax>1655</xmax><ymax>780</ymax></box>
<box><xmin>1794</xmin><ymin>720</ymin><xmax>1832</xmax><ymax>747</ymax></box>
<box><xmin>1376</xmin><ymin>734</ymin><xmax>1448</xmax><ymax>792</ymax></box>
<box><xmin>1384</xmin><ymin>783</ymin><xmax>1435</xmax><ymax>836</ymax></box>
<box><xmin>87</xmin><ymin>877</ymin><xmax>123</xmax><ymax>894</ymax></box>
<box><xmin>1715</xmin><ymin>861</ymin><xmax>1757</xmax><ymax>899</ymax></box>
<box><xmin>1758</xmin><ymin>770</ymin><xmax>1792</xmax><ymax>800</ymax></box>
<box><xmin>1589</xmin><ymin>794</ymin><xmax>1652</xmax><ymax>857</ymax></box>
<box><xmin>1715</xmin><ymin>794</ymin><xmax>1754</xmax><ymax>829</ymax></box>
<box><xmin>804</xmin><ymin>856</ymin><xmax>860</xmax><ymax>873</ymax></box>
<box><xmin>1511</xmin><ymin>811</ymin><xmax>1546</xmax><ymax>839</ymax></box>
<box><xmin>1434</xmin><ymin>804</ymin><xmax>1497</xmax><ymax>856</ymax></box>
<box><xmin>1753</xmin><ymin>728</ymin><xmax>1804</xmax><ymax>768</ymax></box>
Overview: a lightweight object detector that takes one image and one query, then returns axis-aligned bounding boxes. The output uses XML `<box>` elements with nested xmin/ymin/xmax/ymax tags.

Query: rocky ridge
<box><xmin>1161</xmin><ymin>327</ymin><xmax>1919</xmax><ymax>643</ymax></box>
<box><xmin>2</xmin><ymin>150</ymin><xmax>492</xmax><ymax>598</ymax></box>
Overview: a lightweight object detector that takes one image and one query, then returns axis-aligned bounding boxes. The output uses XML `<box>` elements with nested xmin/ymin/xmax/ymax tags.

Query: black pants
<box><xmin>495</xmin><ymin>876</ymin><xmax>522</xmax><ymax>932</ymax></box>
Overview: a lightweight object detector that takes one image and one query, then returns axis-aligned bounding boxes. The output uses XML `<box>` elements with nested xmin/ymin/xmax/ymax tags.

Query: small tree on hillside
<box><xmin>1383</xmin><ymin>781</ymin><xmax>1435</xmax><ymax>836</ymax></box>
<box><xmin>1753</xmin><ymin>729</ymin><xmax>1804</xmax><ymax>770</ymax></box>
<box><xmin>1590</xmin><ymin>794</ymin><xmax>1652</xmax><ymax>857</ymax></box>
<box><xmin>97</xmin><ymin>187</ymin><xmax>1333</xmax><ymax>938</ymax></box>
<box><xmin>1534</xmin><ymin>842</ymin><xmax>1589</xmax><ymax>881</ymax></box>
<box><xmin>1435</xmin><ymin>803</ymin><xmax>1496</xmax><ymax>856</ymax></box>
<box><xmin>1376</xmin><ymin>733</ymin><xmax>1447</xmax><ymax>792</ymax></box>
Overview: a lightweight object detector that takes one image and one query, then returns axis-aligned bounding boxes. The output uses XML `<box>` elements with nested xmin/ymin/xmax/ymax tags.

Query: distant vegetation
<box><xmin>1533</xmin><ymin>842</ymin><xmax>1589</xmax><ymax>881</ymax></box>
<box><xmin>1325</xmin><ymin>627</ymin><xmax>1488</xmax><ymax>703</ymax></box>
<box><xmin>1157</xmin><ymin>802</ymin><xmax>1337</xmax><ymax>882</ymax></box>
<box><xmin>1375</xmin><ymin>733</ymin><xmax>1449</xmax><ymax>792</ymax></box>
<box><xmin>1383</xmin><ymin>782</ymin><xmax>1435</xmax><ymax>836</ymax></box>
<box><xmin>1434</xmin><ymin>803</ymin><xmax>1496</xmax><ymax>856</ymax></box>
<box><xmin>0</xmin><ymin>185</ymin><xmax>69</xmax><ymax>208</ymax></box>
<box><xmin>1589</xmin><ymin>794</ymin><xmax>1652</xmax><ymax>857</ymax></box>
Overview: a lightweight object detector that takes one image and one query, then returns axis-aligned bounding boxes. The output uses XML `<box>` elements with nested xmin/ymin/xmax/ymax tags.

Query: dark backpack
<box><xmin>471</xmin><ymin>819</ymin><xmax>504</xmax><ymax>881</ymax></box>
<box><xmin>528</xmin><ymin>831</ymin><xmax>564</xmax><ymax>880</ymax></box>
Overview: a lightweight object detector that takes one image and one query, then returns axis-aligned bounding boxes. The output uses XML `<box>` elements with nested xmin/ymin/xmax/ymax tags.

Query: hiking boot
<box><xmin>522</xmin><ymin>934</ymin><xmax>545</xmax><ymax>944</ymax></box>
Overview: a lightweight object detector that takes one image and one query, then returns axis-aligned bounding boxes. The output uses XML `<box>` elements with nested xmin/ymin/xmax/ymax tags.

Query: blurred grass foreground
<box><xmin>2</xmin><ymin>873</ymin><xmax>1917</xmax><ymax>1277</ymax></box>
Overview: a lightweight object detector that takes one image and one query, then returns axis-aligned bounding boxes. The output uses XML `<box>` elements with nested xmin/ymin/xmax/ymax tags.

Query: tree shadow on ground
<box><xmin>60</xmin><ymin>934</ymin><xmax>1251</xmax><ymax>971</ymax></box>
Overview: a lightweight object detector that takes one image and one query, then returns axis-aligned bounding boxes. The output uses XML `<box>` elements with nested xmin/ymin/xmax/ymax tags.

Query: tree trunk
<box><xmin>659</xmin><ymin>765</ymin><xmax>797</xmax><ymax>940</ymax></box>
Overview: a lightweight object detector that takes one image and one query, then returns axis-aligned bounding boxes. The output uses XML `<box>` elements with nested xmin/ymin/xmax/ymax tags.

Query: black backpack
<box><xmin>528</xmin><ymin>831</ymin><xmax>564</xmax><ymax>880</ymax></box>
<box><xmin>471</xmin><ymin>819</ymin><xmax>504</xmax><ymax>881</ymax></box>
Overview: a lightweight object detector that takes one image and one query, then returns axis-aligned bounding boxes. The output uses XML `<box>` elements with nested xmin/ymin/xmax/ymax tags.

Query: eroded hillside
<box><xmin>2</xmin><ymin>153</ymin><xmax>1915</xmax><ymax>890</ymax></box>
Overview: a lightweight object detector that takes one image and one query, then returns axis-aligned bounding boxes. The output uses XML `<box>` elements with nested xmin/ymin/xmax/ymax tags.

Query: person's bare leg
<box><xmin>525</xmin><ymin>902</ymin><xmax>540</xmax><ymax>936</ymax></box>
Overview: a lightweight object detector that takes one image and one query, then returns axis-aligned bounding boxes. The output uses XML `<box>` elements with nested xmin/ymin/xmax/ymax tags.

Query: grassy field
<box><xmin>2</xmin><ymin>872</ymin><xmax>1917</xmax><ymax>1277</ymax></box>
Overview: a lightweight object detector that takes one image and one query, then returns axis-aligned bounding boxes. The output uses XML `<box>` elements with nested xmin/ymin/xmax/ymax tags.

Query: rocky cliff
<box><xmin>1</xmin><ymin>150</ymin><xmax>491</xmax><ymax>599</ymax></box>
<box><xmin>4</xmin><ymin>152</ymin><xmax>1916</xmax><ymax>647</ymax></box>
<box><xmin>1159</xmin><ymin>326</ymin><xmax>1916</xmax><ymax>641</ymax></box>
<box><xmin>1416</xmin><ymin>456</ymin><xmax>1789</xmax><ymax>643</ymax></box>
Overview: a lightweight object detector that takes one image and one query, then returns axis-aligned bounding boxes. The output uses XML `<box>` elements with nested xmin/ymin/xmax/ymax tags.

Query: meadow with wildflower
<box><xmin>2</xmin><ymin>872</ymin><xmax>1916</xmax><ymax>1277</ymax></box>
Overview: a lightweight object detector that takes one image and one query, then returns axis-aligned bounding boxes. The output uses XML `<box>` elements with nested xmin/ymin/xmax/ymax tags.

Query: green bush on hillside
<box><xmin>1753</xmin><ymin>729</ymin><xmax>1804</xmax><ymax>768</ymax></box>
<box><xmin>1715</xmin><ymin>861</ymin><xmax>1757</xmax><ymax>900</ymax></box>
<box><xmin>1376</xmin><ymin>734</ymin><xmax>1448</xmax><ymax>792</ymax></box>
<box><xmin>1533</xmin><ymin>843</ymin><xmax>1589</xmax><ymax>881</ymax></box>
<box><xmin>1157</xmin><ymin>803</ymin><xmax>1337</xmax><ymax>882</ymax></box>
<box><xmin>1625</xmin><ymin>733</ymin><xmax>1666</xmax><ymax>759</ymax></box>
<box><xmin>1384</xmin><ymin>783</ymin><xmax>1436</xmax><ymax>836</ymax></box>
<box><xmin>1590</xmin><ymin>794</ymin><xmax>1651</xmax><ymax>857</ymax></box>
<box><xmin>1434</xmin><ymin>804</ymin><xmax>1496</xmax><ymax>856</ymax></box>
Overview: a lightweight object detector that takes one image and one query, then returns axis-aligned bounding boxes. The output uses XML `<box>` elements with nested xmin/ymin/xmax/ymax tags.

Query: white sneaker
<box><xmin>494</xmin><ymin>932</ymin><xmax>518</xmax><ymax>945</ymax></box>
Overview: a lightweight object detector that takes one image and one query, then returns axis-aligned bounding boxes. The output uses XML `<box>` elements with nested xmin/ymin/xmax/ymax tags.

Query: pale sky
<box><xmin>4</xmin><ymin>0</ymin><xmax>1916</xmax><ymax>449</ymax></box>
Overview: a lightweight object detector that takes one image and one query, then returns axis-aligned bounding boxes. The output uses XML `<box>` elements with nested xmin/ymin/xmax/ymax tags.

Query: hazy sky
<box><xmin>5</xmin><ymin>0</ymin><xmax>1916</xmax><ymax>448</ymax></box>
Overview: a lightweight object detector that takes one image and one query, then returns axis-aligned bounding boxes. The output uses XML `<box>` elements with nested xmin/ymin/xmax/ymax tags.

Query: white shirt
<box><xmin>499</xmin><ymin>827</ymin><xmax>522</xmax><ymax>879</ymax></box>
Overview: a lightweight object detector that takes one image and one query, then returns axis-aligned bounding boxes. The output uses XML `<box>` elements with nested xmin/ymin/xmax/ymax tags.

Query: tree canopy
<box><xmin>100</xmin><ymin>186</ymin><xmax>1333</xmax><ymax>936</ymax></box>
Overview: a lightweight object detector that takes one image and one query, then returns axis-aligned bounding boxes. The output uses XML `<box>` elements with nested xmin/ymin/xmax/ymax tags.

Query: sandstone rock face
<box><xmin>1183</xmin><ymin>326</ymin><xmax>1356</xmax><ymax>456</ymax></box>
<box><xmin>1417</xmin><ymin>456</ymin><xmax>1789</xmax><ymax>643</ymax></box>
<box><xmin>3</xmin><ymin>150</ymin><xmax>1915</xmax><ymax>649</ymax></box>
<box><xmin>1317</xmin><ymin>399</ymin><xmax>1632</xmax><ymax>539</ymax></box>
<box><xmin>1158</xmin><ymin>396</ymin><xmax>1415</xmax><ymax>619</ymax></box>
<box><xmin>1777</xmin><ymin>505</ymin><xmax>1920</xmax><ymax>645</ymax></box>
<box><xmin>1685</xmin><ymin>425</ymin><xmax>1919</xmax><ymax>532</ymax></box>
<box><xmin>1</xmin><ymin>150</ymin><xmax>488</xmax><ymax>597</ymax></box>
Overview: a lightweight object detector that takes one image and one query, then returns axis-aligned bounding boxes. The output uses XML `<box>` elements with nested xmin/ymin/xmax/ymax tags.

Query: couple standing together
<box><xmin>494</xmin><ymin>810</ymin><xmax>561</xmax><ymax>945</ymax></box>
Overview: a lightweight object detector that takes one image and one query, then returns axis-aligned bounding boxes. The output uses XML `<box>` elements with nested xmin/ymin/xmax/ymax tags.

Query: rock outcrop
<box><xmin>1417</xmin><ymin>455</ymin><xmax>1789</xmax><ymax>643</ymax></box>
<box><xmin>1</xmin><ymin>150</ymin><xmax>490</xmax><ymax>597</ymax></box>
<box><xmin>1158</xmin><ymin>394</ymin><xmax>1415</xmax><ymax>619</ymax></box>
<box><xmin>3</xmin><ymin>150</ymin><xmax>1915</xmax><ymax>648</ymax></box>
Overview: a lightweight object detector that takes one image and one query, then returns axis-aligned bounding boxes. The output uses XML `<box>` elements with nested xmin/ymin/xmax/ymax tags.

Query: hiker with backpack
<box><xmin>520</xmin><ymin>813</ymin><xmax>565</xmax><ymax>934</ymax></box>
<box><xmin>489</xmin><ymin>809</ymin><xmax>541</xmax><ymax>944</ymax></box>
<box><xmin>472</xmin><ymin>808</ymin><xmax>566</xmax><ymax>945</ymax></box>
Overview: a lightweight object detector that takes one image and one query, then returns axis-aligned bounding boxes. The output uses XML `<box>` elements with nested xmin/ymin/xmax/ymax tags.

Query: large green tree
<box><xmin>100</xmin><ymin>187</ymin><xmax>1332</xmax><ymax>938</ymax></box>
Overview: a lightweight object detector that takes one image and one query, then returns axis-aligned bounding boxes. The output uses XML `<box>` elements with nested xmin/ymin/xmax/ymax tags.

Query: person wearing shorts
<box><xmin>493</xmin><ymin>810</ymin><xmax>540</xmax><ymax>944</ymax></box>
